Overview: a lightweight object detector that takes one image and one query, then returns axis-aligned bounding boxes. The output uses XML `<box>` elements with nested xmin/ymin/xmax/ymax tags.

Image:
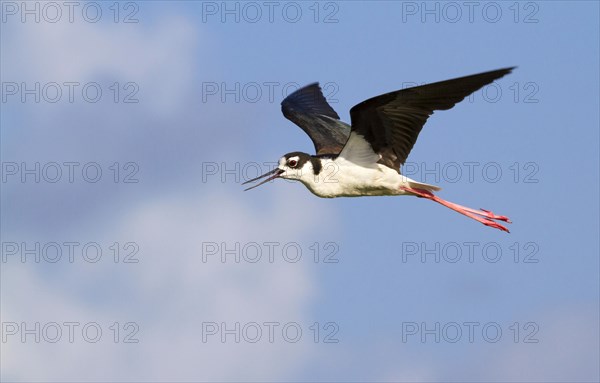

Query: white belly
<box><xmin>299</xmin><ymin>158</ymin><xmax>411</xmax><ymax>198</ymax></box>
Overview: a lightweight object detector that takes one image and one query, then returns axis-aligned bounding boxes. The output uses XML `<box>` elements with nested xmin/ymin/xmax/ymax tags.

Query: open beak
<box><xmin>242</xmin><ymin>168</ymin><xmax>285</xmax><ymax>191</ymax></box>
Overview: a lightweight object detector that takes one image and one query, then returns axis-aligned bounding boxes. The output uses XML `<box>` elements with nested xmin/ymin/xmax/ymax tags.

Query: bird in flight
<box><xmin>244</xmin><ymin>68</ymin><xmax>514</xmax><ymax>232</ymax></box>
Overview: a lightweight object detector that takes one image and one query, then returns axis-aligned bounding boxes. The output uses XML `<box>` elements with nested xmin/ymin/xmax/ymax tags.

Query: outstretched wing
<box><xmin>281</xmin><ymin>83</ymin><xmax>351</xmax><ymax>156</ymax></box>
<box><xmin>347</xmin><ymin>67</ymin><xmax>515</xmax><ymax>170</ymax></box>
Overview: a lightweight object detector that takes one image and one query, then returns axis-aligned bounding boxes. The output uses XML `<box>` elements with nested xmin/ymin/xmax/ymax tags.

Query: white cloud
<box><xmin>1</xmin><ymin>11</ymin><xmax>341</xmax><ymax>381</ymax></box>
<box><xmin>3</xmin><ymin>12</ymin><xmax>198</xmax><ymax>116</ymax></box>
<box><xmin>2</xmin><ymin>187</ymin><xmax>340</xmax><ymax>381</ymax></box>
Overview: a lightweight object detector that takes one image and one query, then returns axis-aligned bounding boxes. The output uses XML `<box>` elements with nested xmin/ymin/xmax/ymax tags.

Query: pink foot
<box><xmin>400</xmin><ymin>187</ymin><xmax>511</xmax><ymax>233</ymax></box>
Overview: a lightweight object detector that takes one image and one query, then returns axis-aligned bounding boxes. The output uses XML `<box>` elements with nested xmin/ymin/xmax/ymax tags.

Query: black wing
<box><xmin>349</xmin><ymin>67</ymin><xmax>515</xmax><ymax>170</ymax></box>
<box><xmin>281</xmin><ymin>83</ymin><xmax>351</xmax><ymax>156</ymax></box>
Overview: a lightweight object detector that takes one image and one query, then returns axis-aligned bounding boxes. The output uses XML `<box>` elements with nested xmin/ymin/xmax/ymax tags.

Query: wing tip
<box><xmin>490</xmin><ymin>66</ymin><xmax>517</xmax><ymax>79</ymax></box>
<box><xmin>281</xmin><ymin>82</ymin><xmax>340</xmax><ymax>120</ymax></box>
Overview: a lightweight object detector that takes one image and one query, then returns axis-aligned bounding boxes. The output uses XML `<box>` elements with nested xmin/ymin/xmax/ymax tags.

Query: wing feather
<box><xmin>349</xmin><ymin>67</ymin><xmax>515</xmax><ymax>170</ymax></box>
<box><xmin>281</xmin><ymin>83</ymin><xmax>350</xmax><ymax>156</ymax></box>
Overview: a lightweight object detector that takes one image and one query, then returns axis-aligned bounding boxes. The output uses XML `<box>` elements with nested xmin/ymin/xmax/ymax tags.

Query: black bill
<box><xmin>242</xmin><ymin>168</ymin><xmax>284</xmax><ymax>191</ymax></box>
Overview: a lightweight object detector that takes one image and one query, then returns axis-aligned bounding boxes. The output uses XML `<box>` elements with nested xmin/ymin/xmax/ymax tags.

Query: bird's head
<box><xmin>243</xmin><ymin>151</ymin><xmax>315</xmax><ymax>191</ymax></box>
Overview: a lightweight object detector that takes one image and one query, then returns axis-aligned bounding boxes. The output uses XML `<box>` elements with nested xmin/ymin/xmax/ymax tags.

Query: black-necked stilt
<box><xmin>244</xmin><ymin>68</ymin><xmax>515</xmax><ymax>232</ymax></box>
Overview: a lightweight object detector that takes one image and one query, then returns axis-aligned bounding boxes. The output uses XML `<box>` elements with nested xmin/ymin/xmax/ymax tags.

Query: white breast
<box><xmin>298</xmin><ymin>132</ymin><xmax>443</xmax><ymax>197</ymax></box>
<box><xmin>298</xmin><ymin>157</ymin><xmax>408</xmax><ymax>198</ymax></box>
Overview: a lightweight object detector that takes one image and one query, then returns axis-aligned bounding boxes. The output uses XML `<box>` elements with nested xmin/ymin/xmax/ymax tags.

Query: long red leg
<box><xmin>400</xmin><ymin>187</ymin><xmax>511</xmax><ymax>233</ymax></box>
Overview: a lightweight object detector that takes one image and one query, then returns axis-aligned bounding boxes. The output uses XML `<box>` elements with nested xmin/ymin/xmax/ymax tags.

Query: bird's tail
<box><xmin>406</xmin><ymin>179</ymin><xmax>442</xmax><ymax>192</ymax></box>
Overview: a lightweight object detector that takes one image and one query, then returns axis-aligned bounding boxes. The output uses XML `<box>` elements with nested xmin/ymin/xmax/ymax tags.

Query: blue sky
<box><xmin>1</xmin><ymin>1</ymin><xmax>599</xmax><ymax>381</ymax></box>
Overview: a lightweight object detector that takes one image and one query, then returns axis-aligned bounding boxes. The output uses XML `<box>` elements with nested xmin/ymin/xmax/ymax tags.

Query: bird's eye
<box><xmin>288</xmin><ymin>159</ymin><xmax>298</xmax><ymax>168</ymax></box>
